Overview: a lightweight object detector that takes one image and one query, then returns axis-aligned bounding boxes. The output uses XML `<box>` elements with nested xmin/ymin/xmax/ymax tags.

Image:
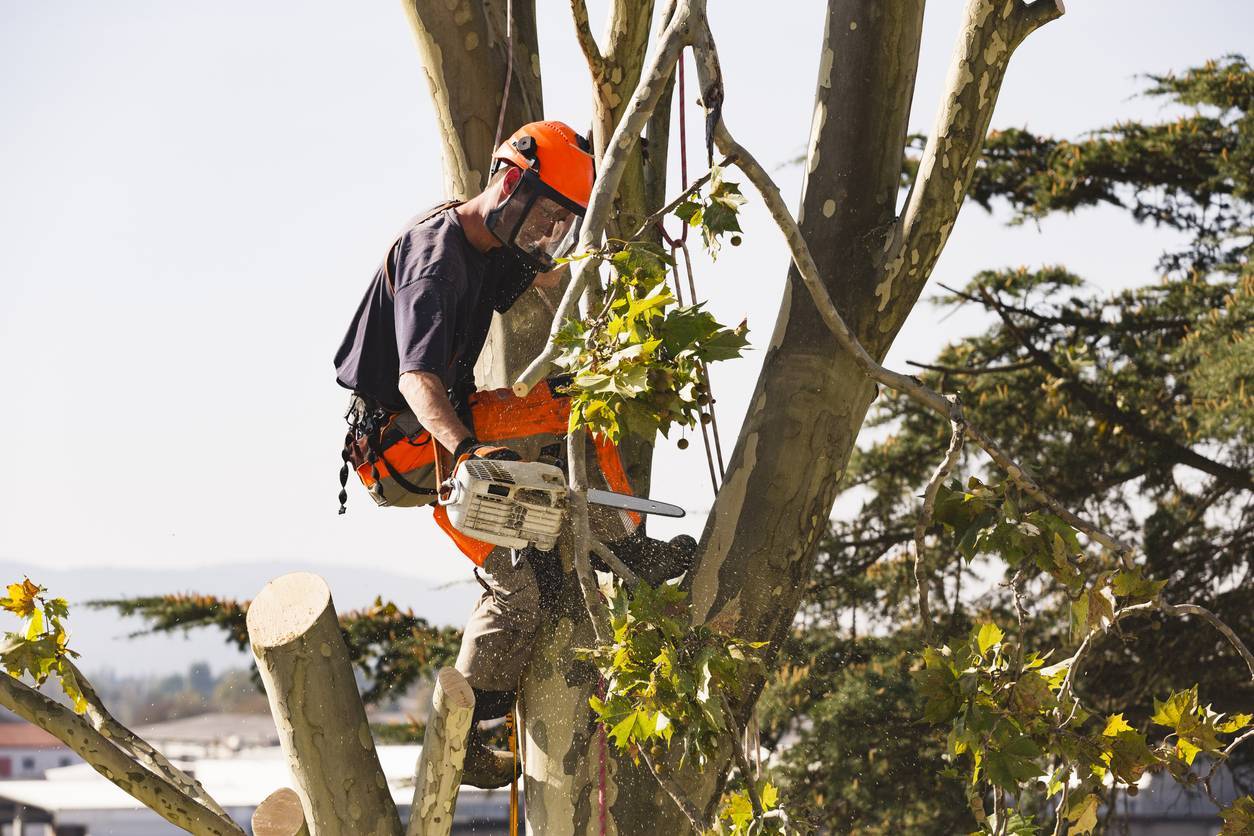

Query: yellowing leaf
<box><xmin>2</xmin><ymin>579</ymin><xmax>41</xmax><ymax>618</ymax></box>
<box><xmin>1103</xmin><ymin>713</ymin><xmax>1134</xmax><ymax>737</ymax></box>
<box><xmin>1067</xmin><ymin>793</ymin><xmax>1100</xmax><ymax>835</ymax></box>
<box><xmin>1177</xmin><ymin>737</ymin><xmax>1202</xmax><ymax>765</ymax></box>
<box><xmin>977</xmin><ymin>623</ymin><xmax>1005</xmax><ymax>657</ymax></box>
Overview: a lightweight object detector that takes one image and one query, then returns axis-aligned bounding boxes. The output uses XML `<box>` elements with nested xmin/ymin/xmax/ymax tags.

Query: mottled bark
<box><xmin>876</xmin><ymin>0</ymin><xmax>1066</xmax><ymax>328</ymax></box>
<box><xmin>410</xmin><ymin>0</ymin><xmax>1065</xmax><ymax>830</ymax></box>
<box><xmin>248</xmin><ymin>572</ymin><xmax>401</xmax><ymax>836</ymax></box>
<box><xmin>0</xmin><ymin>674</ymin><xmax>244</xmax><ymax>835</ymax></box>
<box><xmin>408</xmin><ymin>667</ymin><xmax>475</xmax><ymax>836</ymax></box>
<box><xmin>401</xmin><ymin>0</ymin><xmax>548</xmax><ymax>389</ymax></box>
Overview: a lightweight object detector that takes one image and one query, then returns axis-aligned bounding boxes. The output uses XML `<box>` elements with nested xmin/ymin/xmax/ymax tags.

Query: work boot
<box><xmin>461</xmin><ymin>725</ymin><xmax>519</xmax><ymax>789</ymax></box>
<box><xmin>600</xmin><ymin>533</ymin><xmax>698</xmax><ymax>586</ymax></box>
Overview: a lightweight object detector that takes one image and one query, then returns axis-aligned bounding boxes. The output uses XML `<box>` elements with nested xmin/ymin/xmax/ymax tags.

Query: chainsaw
<box><xmin>438</xmin><ymin>458</ymin><xmax>685</xmax><ymax>551</ymax></box>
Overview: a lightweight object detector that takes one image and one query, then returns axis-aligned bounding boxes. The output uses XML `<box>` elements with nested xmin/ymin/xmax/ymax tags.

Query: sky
<box><xmin>1</xmin><ymin>2</ymin><xmax>1251</xmax><ymax>671</ymax></box>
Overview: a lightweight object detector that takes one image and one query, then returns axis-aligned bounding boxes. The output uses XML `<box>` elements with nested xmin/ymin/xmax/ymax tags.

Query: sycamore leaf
<box><xmin>1103</xmin><ymin>713</ymin><xmax>1134</xmax><ymax>737</ymax></box>
<box><xmin>1220</xmin><ymin>714</ymin><xmax>1253</xmax><ymax>734</ymax></box>
<box><xmin>977</xmin><ymin>623</ymin><xmax>1005</xmax><ymax>657</ymax></box>
<box><xmin>1066</xmin><ymin>793</ymin><xmax>1100</xmax><ymax>835</ymax></box>
<box><xmin>1</xmin><ymin>579</ymin><xmax>41</xmax><ymax>618</ymax></box>
<box><xmin>1221</xmin><ymin>796</ymin><xmax>1254</xmax><ymax>835</ymax></box>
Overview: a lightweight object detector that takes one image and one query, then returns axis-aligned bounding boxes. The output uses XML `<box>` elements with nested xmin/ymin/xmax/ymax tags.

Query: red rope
<box><xmin>597</xmin><ymin>678</ymin><xmax>608</xmax><ymax>836</ymax></box>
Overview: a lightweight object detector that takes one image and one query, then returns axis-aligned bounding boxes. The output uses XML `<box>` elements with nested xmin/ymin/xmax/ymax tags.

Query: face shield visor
<box><xmin>485</xmin><ymin>168</ymin><xmax>585</xmax><ymax>272</ymax></box>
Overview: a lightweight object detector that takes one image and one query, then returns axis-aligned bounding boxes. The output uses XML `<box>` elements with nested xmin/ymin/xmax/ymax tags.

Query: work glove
<box><xmin>453</xmin><ymin>436</ymin><xmax>522</xmax><ymax>463</ymax></box>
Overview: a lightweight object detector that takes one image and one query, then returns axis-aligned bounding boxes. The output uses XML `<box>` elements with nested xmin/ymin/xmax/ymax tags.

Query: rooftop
<box><xmin>0</xmin><ymin>722</ymin><xmax>66</xmax><ymax>750</ymax></box>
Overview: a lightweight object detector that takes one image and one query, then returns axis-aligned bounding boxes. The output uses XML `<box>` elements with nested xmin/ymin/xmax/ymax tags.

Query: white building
<box><xmin>0</xmin><ymin>734</ymin><xmax>510</xmax><ymax>835</ymax></box>
<box><xmin>0</xmin><ymin>724</ymin><xmax>79</xmax><ymax>781</ymax></box>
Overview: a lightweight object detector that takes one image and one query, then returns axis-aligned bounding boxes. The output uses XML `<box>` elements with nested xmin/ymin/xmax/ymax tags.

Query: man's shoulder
<box><xmin>394</xmin><ymin>207</ymin><xmax>470</xmax><ymax>289</ymax></box>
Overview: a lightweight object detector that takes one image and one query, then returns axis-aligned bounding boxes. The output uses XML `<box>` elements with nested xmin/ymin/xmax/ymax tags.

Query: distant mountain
<box><xmin>0</xmin><ymin>561</ymin><xmax>480</xmax><ymax>677</ymax></box>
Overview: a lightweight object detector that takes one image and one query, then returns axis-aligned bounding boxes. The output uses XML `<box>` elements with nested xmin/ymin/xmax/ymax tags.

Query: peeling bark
<box><xmin>877</xmin><ymin>0</ymin><xmax>1065</xmax><ymax>327</ymax></box>
<box><xmin>407</xmin><ymin>667</ymin><xmax>475</xmax><ymax>836</ymax></box>
<box><xmin>401</xmin><ymin>0</ymin><xmax>548</xmax><ymax>389</ymax></box>
<box><xmin>249</xmin><ymin>572</ymin><xmax>401</xmax><ymax>836</ymax></box>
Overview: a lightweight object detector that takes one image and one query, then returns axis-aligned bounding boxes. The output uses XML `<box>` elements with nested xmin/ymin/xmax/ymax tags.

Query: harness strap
<box><xmin>364</xmin><ymin>424</ymin><xmax>437</xmax><ymax>498</ymax></box>
<box><xmin>382</xmin><ymin>200</ymin><xmax>463</xmax><ymax>293</ymax></box>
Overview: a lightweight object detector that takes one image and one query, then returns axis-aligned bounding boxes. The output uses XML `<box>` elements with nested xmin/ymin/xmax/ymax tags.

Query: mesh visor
<box><xmin>513</xmin><ymin>196</ymin><xmax>580</xmax><ymax>268</ymax></box>
<box><xmin>489</xmin><ymin>170</ymin><xmax>584</xmax><ymax>271</ymax></box>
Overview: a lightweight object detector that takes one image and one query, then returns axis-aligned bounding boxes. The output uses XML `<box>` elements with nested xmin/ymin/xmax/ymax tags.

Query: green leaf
<box><xmin>984</xmin><ymin>735</ymin><xmax>1044</xmax><ymax>790</ymax></box>
<box><xmin>976</xmin><ymin>623</ymin><xmax>1005</xmax><ymax>657</ymax></box>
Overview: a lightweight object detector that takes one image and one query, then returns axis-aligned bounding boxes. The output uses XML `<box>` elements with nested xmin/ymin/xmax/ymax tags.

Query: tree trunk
<box><xmin>248</xmin><ymin>572</ymin><xmax>402</xmax><ymax>836</ymax></box>
<box><xmin>401</xmin><ymin>0</ymin><xmax>548</xmax><ymax>391</ymax></box>
<box><xmin>403</xmin><ymin>0</ymin><xmax>1062</xmax><ymax>830</ymax></box>
<box><xmin>407</xmin><ymin>667</ymin><xmax>476</xmax><ymax>836</ymax></box>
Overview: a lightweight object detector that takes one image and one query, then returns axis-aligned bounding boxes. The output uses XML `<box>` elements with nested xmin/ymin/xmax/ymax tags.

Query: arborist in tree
<box><xmin>334</xmin><ymin>120</ymin><xmax>696</xmax><ymax>788</ymax></box>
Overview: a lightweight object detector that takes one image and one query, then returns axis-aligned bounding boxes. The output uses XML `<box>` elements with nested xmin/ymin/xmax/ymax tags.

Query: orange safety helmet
<box><xmin>492</xmin><ymin>121</ymin><xmax>594</xmax><ymax>208</ymax></box>
<box><xmin>486</xmin><ymin>121</ymin><xmax>595</xmax><ymax>271</ymax></box>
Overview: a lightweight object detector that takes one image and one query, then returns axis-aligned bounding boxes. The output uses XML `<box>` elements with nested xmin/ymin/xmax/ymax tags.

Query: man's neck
<box><xmin>454</xmin><ymin>197</ymin><xmax>502</xmax><ymax>254</ymax></box>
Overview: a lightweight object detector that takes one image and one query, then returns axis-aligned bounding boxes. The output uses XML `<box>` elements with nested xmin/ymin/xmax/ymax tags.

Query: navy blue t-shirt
<box><xmin>334</xmin><ymin>207</ymin><xmax>536</xmax><ymax>413</ymax></box>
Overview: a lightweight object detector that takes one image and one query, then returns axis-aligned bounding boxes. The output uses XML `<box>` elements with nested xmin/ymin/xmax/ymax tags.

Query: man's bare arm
<box><xmin>397</xmin><ymin>371</ymin><xmax>473</xmax><ymax>454</ymax></box>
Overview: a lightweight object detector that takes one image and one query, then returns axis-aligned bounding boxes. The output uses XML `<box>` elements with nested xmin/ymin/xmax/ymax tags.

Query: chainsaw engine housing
<box><xmin>441</xmin><ymin>459</ymin><xmax>568</xmax><ymax>551</ymax></box>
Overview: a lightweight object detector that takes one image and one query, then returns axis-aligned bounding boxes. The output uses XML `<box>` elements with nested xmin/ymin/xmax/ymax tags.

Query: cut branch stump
<box><xmin>247</xmin><ymin>572</ymin><xmax>402</xmax><ymax>836</ymax></box>
<box><xmin>406</xmin><ymin>667</ymin><xmax>475</xmax><ymax>836</ymax></box>
<box><xmin>252</xmin><ymin>788</ymin><xmax>310</xmax><ymax>836</ymax></box>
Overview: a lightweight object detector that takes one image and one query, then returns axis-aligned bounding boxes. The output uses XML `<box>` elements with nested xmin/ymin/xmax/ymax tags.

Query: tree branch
<box><xmin>569</xmin><ymin>0</ymin><xmax>604</xmax><ymax>73</ymax></box>
<box><xmin>905</xmin><ymin>359</ymin><xmax>1038</xmax><ymax>376</ymax></box>
<box><xmin>62</xmin><ymin>659</ymin><xmax>232</xmax><ymax>822</ymax></box>
<box><xmin>722</xmin><ymin>695</ymin><xmax>763</xmax><ymax>819</ymax></box>
<box><xmin>591</xmin><ymin>538</ymin><xmax>641</xmax><ymax>588</ymax></box>
<box><xmin>0</xmin><ymin>674</ymin><xmax>244</xmax><ymax>835</ymax></box>
<box><xmin>690</xmin><ymin>91</ymin><xmax>1133</xmax><ymax>563</ymax></box>
<box><xmin>876</xmin><ymin>0</ymin><xmax>1065</xmax><ymax>322</ymax></box>
<box><xmin>914</xmin><ymin>414</ymin><xmax>967</xmax><ymax>641</ymax></box>
<box><xmin>568</xmin><ymin>432</ymin><xmax>612</xmax><ymax>644</ymax></box>
<box><xmin>513</xmin><ymin>0</ymin><xmax>697</xmax><ymax>396</ymax></box>
<box><xmin>640</xmin><ymin>748</ymin><xmax>709</xmax><ymax>832</ymax></box>
<box><xmin>630</xmin><ymin>153</ymin><xmax>737</xmax><ymax>240</ymax></box>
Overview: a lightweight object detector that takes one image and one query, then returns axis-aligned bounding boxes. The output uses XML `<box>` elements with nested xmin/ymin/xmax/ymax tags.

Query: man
<box><xmin>334</xmin><ymin>121</ymin><xmax>694</xmax><ymax>787</ymax></box>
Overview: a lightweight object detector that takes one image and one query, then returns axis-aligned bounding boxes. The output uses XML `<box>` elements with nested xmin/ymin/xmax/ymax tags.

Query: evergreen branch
<box><xmin>979</xmin><ymin>285</ymin><xmax>1254</xmax><ymax>491</ymax></box>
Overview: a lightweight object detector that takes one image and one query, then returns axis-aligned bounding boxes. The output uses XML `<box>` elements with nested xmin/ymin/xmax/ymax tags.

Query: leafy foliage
<box><xmin>673</xmin><ymin>165</ymin><xmax>748</xmax><ymax>258</ymax></box>
<box><xmin>91</xmin><ymin>594</ymin><xmax>461</xmax><ymax>704</ymax></box>
<box><xmin>581</xmin><ymin>581</ymin><xmax>766</xmax><ymax>769</ymax></box>
<box><xmin>1223</xmin><ymin>796</ymin><xmax>1254</xmax><ymax>835</ymax></box>
<box><xmin>771</xmin><ymin>56</ymin><xmax>1254</xmax><ymax>832</ymax></box>
<box><xmin>709</xmin><ymin>781</ymin><xmax>792</xmax><ymax>835</ymax></box>
<box><xmin>1</xmin><ymin>578</ymin><xmax>86</xmax><ymax>713</ymax></box>
<box><xmin>555</xmin><ymin>166</ymin><xmax>750</xmax><ymax>442</ymax></box>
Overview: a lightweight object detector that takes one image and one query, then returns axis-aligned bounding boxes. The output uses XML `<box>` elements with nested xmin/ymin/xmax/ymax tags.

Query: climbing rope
<box><xmin>491</xmin><ymin>0</ymin><xmax>515</xmax><ymax>161</ymax></box>
<box><xmin>665</xmin><ymin>50</ymin><xmax>727</xmax><ymax>494</ymax></box>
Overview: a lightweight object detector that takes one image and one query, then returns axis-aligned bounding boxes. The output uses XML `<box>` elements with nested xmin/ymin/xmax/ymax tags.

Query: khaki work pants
<box><xmin>453</xmin><ymin>548</ymin><xmax>542</xmax><ymax>695</ymax></box>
